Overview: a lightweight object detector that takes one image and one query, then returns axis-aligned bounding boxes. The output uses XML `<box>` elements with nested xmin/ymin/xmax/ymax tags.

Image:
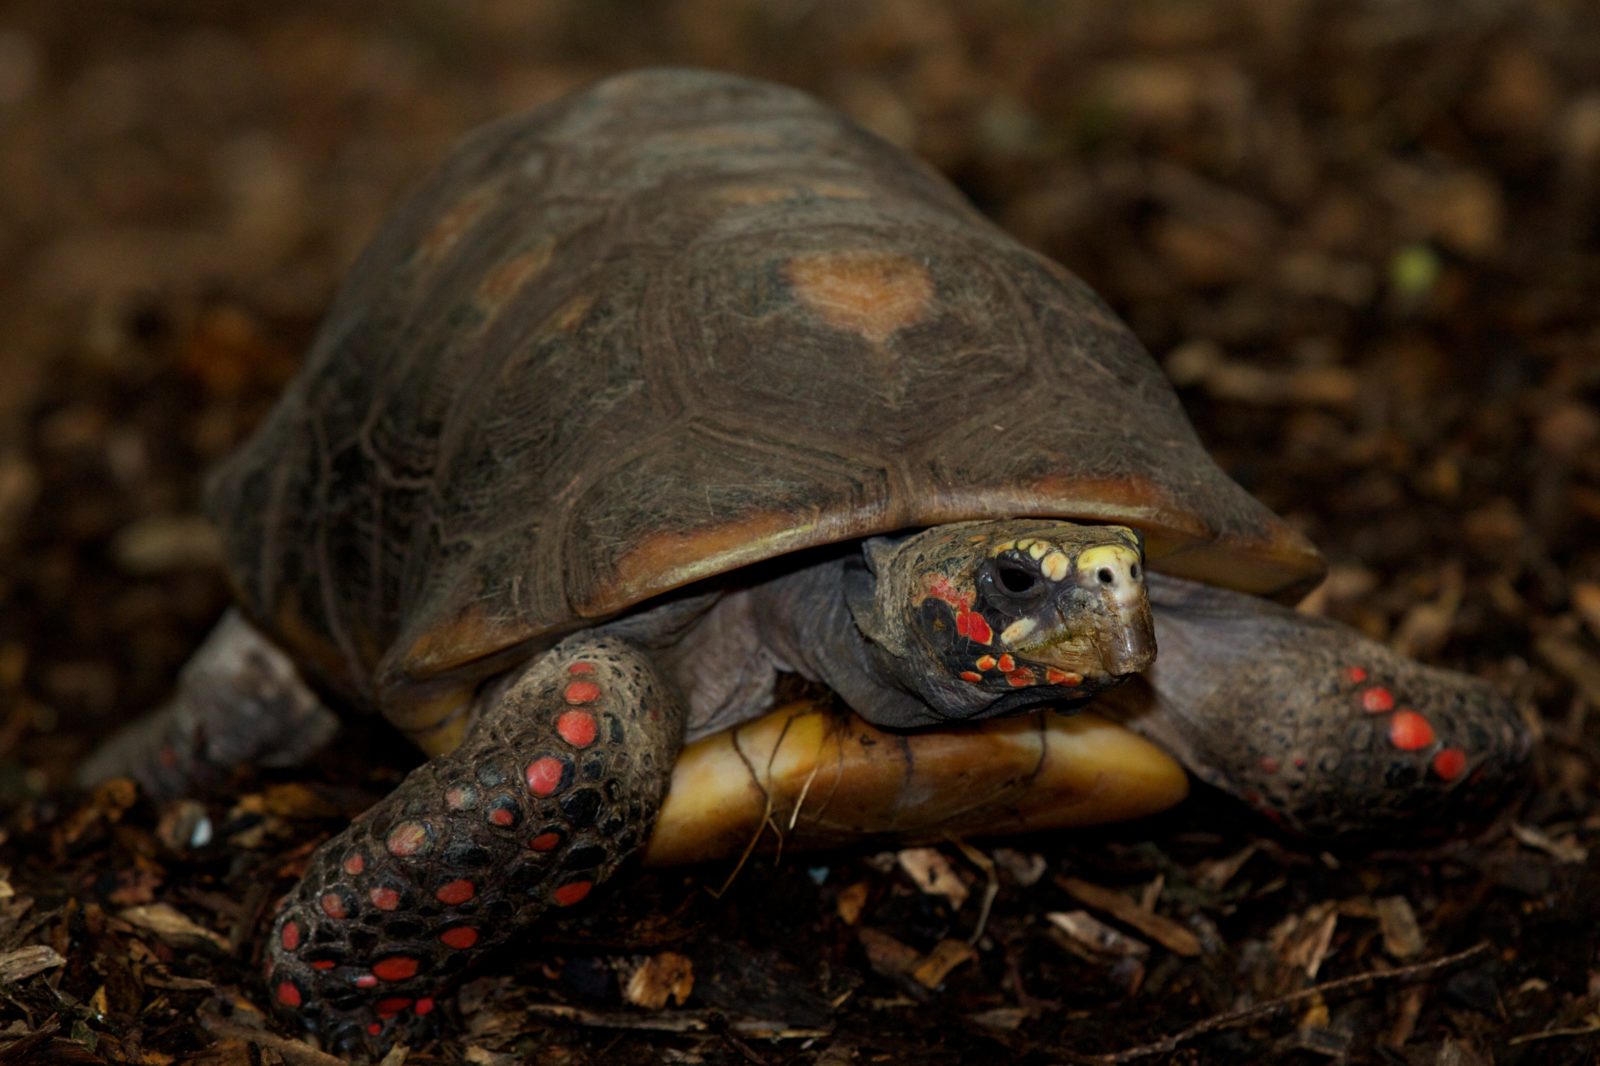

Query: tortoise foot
<box><xmin>264</xmin><ymin>635</ymin><xmax>685</xmax><ymax>1050</ymax></box>
<box><xmin>1117</xmin><ymin>575</ymin><xmax>1530</xmax><ymax>837</ymax></box>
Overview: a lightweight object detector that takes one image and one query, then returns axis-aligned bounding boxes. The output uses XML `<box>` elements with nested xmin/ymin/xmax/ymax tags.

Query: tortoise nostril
<box><xmin>1098</xmin><ymin>567</ymin><xmax>1115</xmax><ymax>585</ymax></box>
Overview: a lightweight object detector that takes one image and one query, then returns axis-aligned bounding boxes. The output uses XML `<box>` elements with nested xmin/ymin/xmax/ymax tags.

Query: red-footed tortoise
<box><xmin>81</xmin><ymin>68</ymin><xmax>1529</xmax><ymax>1052</ymax></box>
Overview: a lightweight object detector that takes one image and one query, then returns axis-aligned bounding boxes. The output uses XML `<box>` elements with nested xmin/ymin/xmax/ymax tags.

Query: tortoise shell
<box><xmin>207</xmin><ymin>68</ymin><xmax>1322</xmax><ymax>741</ymax></box>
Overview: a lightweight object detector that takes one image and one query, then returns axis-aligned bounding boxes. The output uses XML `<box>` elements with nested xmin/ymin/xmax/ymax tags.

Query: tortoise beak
<box><xmin>1094</xmin><ymin>601</ymin><xmax>1156</xmax><ymax>677</ymax></box>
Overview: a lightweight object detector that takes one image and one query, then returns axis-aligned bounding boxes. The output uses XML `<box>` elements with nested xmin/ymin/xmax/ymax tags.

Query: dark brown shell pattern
<box><xmin>206</xmin><ymin>69</ymin><xmax>1321</xmax><ymax>735</ymax></box>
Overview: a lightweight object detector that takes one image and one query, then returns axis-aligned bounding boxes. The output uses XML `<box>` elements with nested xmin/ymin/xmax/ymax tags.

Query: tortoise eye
<box><xmin>993</xmin><ymin>557</ymin><xmax>1042</xmax><ymax>598</ymax></box>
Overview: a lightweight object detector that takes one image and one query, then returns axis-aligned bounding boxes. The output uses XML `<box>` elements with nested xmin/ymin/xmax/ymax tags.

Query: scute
<box><xmin>206</xmin><ymin>68</ymin><xmax>1322</xmax><ymax>729</ymax></box>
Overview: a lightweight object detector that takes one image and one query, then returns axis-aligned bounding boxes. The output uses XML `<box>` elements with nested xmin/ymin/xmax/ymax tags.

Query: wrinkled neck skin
<box><xmin>753</xmin><ymin>553</ymin><xmax>957</xmax><ymax>728</ymax></box>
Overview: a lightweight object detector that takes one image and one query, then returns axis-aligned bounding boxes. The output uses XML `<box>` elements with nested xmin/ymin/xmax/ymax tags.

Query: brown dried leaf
<box><xmin>119</xmin><ymin>903</ymin><xmax>231</xmax><ymax>952</ymax></box>
<box><xmin>1046</xmin><ymin>909</ymin><xmax>1150</xmax><ymax>959</ymax></box>
<box><xmin>857</xmin><ymin>926</ymin><xmax>921</xmax><ymax>979</ymax></box>
<box><xmin>1375</xmin><ymin>895</ymin><xmax>1425</xmax><ymax>959</ymax></box>
<box><xmin>60</xmin><ymin>777</ymin><xmax>138</xmax><ymax>846</ymax></box>
<box><xmin>0</xmin><ymin>943</ymin><xmax>66</xmax><ymax>982</ymax></box>
<box><xmin>896</xmin><ymin>847</ymin><xmax>969</xmax><ymax>909</ymax></box>
<box><xmin>1055</xmin><ymin>876</ymin><xmax>1201</xmax><ymax>956</ymax></box>
<box><xmin>835</xmin><ymin>881</ymin><xmax>869</xmax><ymax>926</ymax></box>
<box><xmin>911</xmin><ymin>938</ymin><xmax>977</xmax><ymax>989</ymax></box>
<box><xmin>1271</xmin><ymin>901</ymin><xmax>1339</xmax><ymax>978</ymax></box>
<box><xmin>622</xmin><ymin>952</ymin><xmax>694</xmax><ymax>1010</ymax></box>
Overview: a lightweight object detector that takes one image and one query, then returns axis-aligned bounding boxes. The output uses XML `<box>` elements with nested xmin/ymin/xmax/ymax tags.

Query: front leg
<box><xmin>264</xmin><ymin>633</ymin><xmax>685</xmax><ymax>1053</ymax></box>
<box><xmin>1106</xmin><ymin>574</ymin><xmax>1530</xmax><ymax>837</ymax></box>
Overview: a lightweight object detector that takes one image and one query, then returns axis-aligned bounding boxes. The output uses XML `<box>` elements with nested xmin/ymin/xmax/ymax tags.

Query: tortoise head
<box><xmin>846</xmin><ymin>520</ymin><xmax>1155</xmax><ymax>726</ymax></box>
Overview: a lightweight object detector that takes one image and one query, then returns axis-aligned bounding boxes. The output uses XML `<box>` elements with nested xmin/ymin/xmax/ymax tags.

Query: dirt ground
<box><xmin>2</xmin><ymin>1</ymin><xmax>1599</xmax><ymax>1063</ymax></box>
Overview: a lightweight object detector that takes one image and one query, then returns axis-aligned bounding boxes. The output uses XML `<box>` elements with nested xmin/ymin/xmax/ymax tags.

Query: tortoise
<box><xmin>80</xmin><ymin>68</ymin><xmax>1530</xmax><ymax>1050</ymax></box>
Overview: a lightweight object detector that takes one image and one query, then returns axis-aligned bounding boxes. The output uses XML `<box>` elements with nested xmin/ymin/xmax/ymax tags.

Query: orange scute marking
<box><xmin>1388</xmin><ymin>710</ymin><xmax>1435</xmax><ymax>751</ymax></box>
<box><xmin>1432</xmin><ymin>747</ymin><xmax>1468</xmax><ymax>781</ymax></box>
<box><xmin>372</xmin><ymin>956</ymin><xmax>419</xmax><ymax>982</ymax></box>
<box><xmin>440</xmin><ymin>926</ymin><xmax>479</xmax><ymax>949</ymax></box>
<box><xmin>1361</xmin><ymin>687</ymin><xmax>1395</xmax><ymax>713</ymax></box>
<box><xmin>435</xmin><ymin>879</ymin><xmax>475</xmax><ymax>905</ymax></box>
<box><xmin>785</xmin><ymin>250</ymin><xmax>936</xmax><ymax>344</ymax></box>
<box><xmin>553</xmin><ymin>880</ymin><xmax>593</xmax><ymax>906</ymax></box>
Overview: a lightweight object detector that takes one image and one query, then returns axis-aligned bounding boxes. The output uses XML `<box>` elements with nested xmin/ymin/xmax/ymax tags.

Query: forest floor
<box><xmin>2</xmin><ymin>2</ymin><xmax>1599</xmax><ymax>1063</ymax></box>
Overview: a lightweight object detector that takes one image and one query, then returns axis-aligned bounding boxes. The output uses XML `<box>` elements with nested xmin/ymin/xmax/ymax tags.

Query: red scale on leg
<box><xmin>276</xmin><ymin>980</ymin><xmax>302</xmax><ymax>1008</ymax></box>
<box><xmin>553</xmin><ymin>880</ymin><xmax>592</xmax><ymax>906</ymax></box>
<box><xmin>1343</xmin><ymin>665</ymin><xmax>1369</xmax><ymax>684</ymax></box>
<box><xmin>525</xmin><ymin>755</ymin><xmax>567</xmax><ymax>796</ymax></box>
<box><xmin>440</xmin><ymin>926</ymin><xmax>479</xmax><ymax>949</ymax></box>
<box><xmin>556</xmin><ymin>709</ymin><xmax>598</xmax><ymax>748</ymax></box>
<box><xmin>280</xmin><ymin>921</ymin><xmax>301</xmax><ymax>952</ymax></box>
<box><xmin>372</xmin><ymin>956</ymin><xmax>420</xmax><ymax>982</ymax></box>
<box><xmin>1388</xmin><ymin>709</ymin><xmax>1435</xmax><ymax>751</ymax></box>
<box><xmin>435</xmin><ymin>879</ymin><xmax>475</xmax><ymax>905</ymax></box>
<box><xmin>1360</xmin><ymin>686</ymin><xmax>1395</xmax><ymax>713</ymax></box>
<box><xmin>564</xmin><ymin>679</ymin><xmax>601</xmax><ymax>704</ymax></box>
<box><xmin>319</xmin><ymin>892</ymin><xmax>349</xmax><ymax>920</ymax></box>
<box><xmin>375</xmin><ymin>997</ymin><xmax>413</xmax><ymax>1018</ymax></box>
<box><xmin>386</xmin><ymin>821</ymin><xmax>432</xmax><ymax>857</ymax></box>
<box><xmin>343</xmin><ymin>853</ymin><xmax>366</xmax><ymax>875</ymax></box>
<box><xmin>355</xmin><ymin>974</ymin><xmax>378</xmax><ymax>989</ymax></box>
<box><xmin>370</xmin><ymin>886</ymin><xmax>401</xmax><ymax>911</ymax></box>
<box><xmin>567</xmin><ymin>661</ymin><xmax>596</xmax><ymax>675</ymax></box>
<box><xmin>1432</xmin><ymin>747</ymin><xmax>1468</xmax><ymax>781</ymax></box>
<box><xmin>529</xmin><ymin>831</ymin><xmax>562</xmax><ymax>852</ymax></box>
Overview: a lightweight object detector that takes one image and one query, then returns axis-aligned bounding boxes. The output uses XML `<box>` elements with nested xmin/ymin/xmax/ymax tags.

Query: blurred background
<box><xmin>2</xmin><ymin>1</ymin><xmax>1598</xmax><ymax>1061</ymax></box>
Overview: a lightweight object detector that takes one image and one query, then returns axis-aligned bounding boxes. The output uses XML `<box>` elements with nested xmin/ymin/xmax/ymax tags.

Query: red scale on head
<box><xmin>976</xmin><ymin>654</ymin><xmax>997</xmax><ymax>671</ymax></box>
<box><xmin>997</xmin><ymin>653</ymin><xmax>1016</xmax><ymax>673</ymax></box>
<box><xmin>1344</xmin><ymin>665</ymin><xmax>1369</xmax><ymax>684</ymax></box>
<box><xmin>1006</xmin><ymin>668</ymin><xmax>1036</xmax><ymax>687</ymax></box>
<box><xmin>955</xmin><ymin>609</ymin><xmax>993</xmax><ymax>644</ymax></box>
<box><xmin>959</xmin><ymin>670</ymin><xmax>982</xmax><ymax>683</ymax></box>
<box><xmin>1044</xmin><ymin>668</ymin><xmax>1080</xmax><ymax>686</ymax></box>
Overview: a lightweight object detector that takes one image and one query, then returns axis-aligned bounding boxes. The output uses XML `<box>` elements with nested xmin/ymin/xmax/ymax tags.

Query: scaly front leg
<box><xmin>264</xmin><ymin>634</ymin><xmax>685</xmax><ymax>1053</ymax></box>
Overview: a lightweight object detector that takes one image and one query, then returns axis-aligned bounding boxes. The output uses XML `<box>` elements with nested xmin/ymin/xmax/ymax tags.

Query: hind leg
<box><xmin>77</xmin><ymin>611</ymin><xmax>339</xmax><ymax>797</ymax></box>
<box><xmin>1104</xmin><ymin>575</ymin><xmax>1530</xmax><ymax>836</ymax></box>
<box><xmin>263</xmin><ymin>632</ymin><xmax>685</xmax><ymax>1054</ymax></box>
